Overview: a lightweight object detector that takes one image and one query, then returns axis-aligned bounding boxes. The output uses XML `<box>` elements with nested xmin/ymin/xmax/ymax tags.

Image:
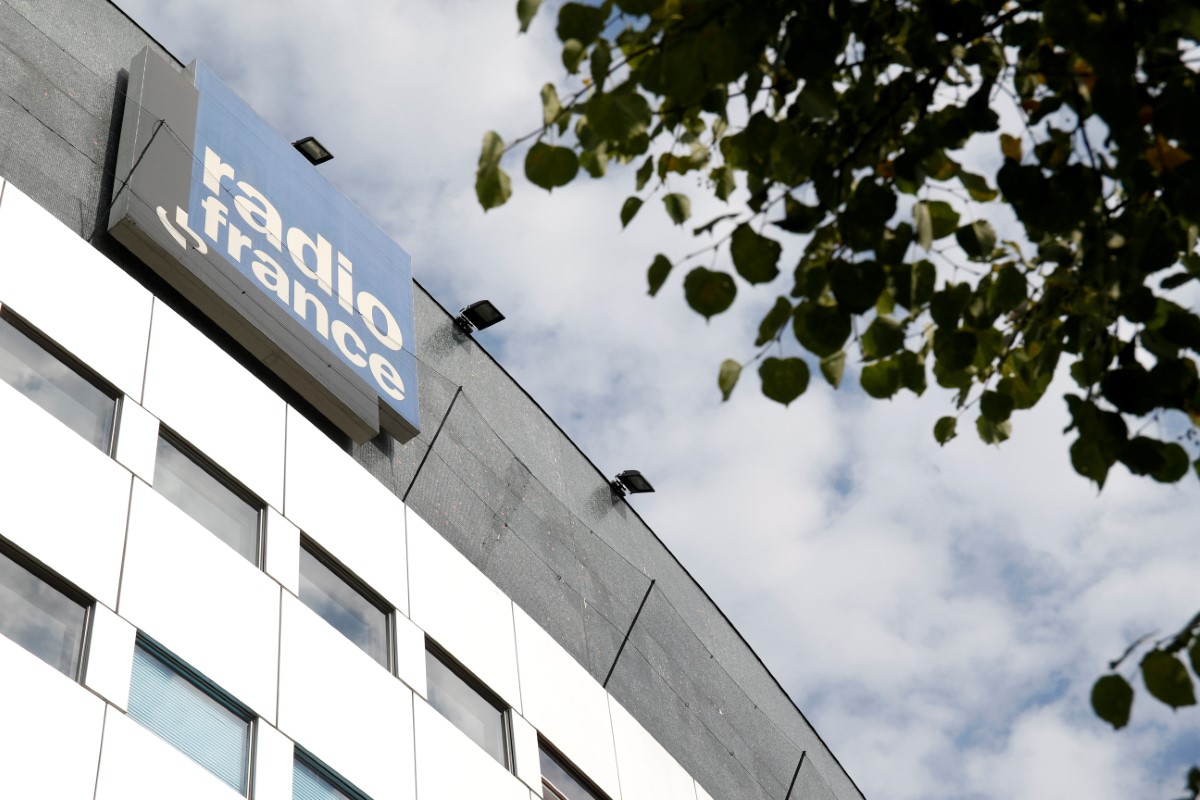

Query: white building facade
<box><xmin>0</xmin><ymin>3</ymin><xmax>864</xmax><ymax>800</ymax></box>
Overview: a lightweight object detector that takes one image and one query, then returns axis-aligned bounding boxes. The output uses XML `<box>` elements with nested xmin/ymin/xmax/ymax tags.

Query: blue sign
<box><xmin>110</xmin><ymin>50</ymin><xmax>419</xmax><ymax>441</ymax></box>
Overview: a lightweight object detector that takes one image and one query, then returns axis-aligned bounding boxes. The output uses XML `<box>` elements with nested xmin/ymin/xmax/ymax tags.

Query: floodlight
<box><xmin>611</xmin><ymin>470</ymin><xmax>655</xmax><ymax>496</ymax></box>
<box><xmin>455</xmin><ymin>300</ymin><xmax>506</xmax><ymax>334</ymax></box>
<box><xmin>292</xmin><ymin>136</ymin><xmax>333</xmax><ymax>165</ymax></box>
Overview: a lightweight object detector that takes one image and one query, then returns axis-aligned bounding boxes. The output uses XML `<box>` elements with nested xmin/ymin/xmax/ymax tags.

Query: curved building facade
<box><xmin>0</xmin><ymin>2</ymin><xmax>865</xmax><ymax>800</ymax></box>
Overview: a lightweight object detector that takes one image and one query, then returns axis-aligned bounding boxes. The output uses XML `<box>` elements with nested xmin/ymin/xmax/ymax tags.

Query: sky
<box><xmin>111</xmin><ymin>2</ymin><xmax>1200</xmax><ymax>798</ymax></box>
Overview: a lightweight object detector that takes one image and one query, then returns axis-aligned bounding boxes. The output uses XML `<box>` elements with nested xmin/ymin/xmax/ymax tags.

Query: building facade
<box><xmin>0</xmin><ymin>2</ymin><xmax>864</xmax><ymax>800</ymax></box>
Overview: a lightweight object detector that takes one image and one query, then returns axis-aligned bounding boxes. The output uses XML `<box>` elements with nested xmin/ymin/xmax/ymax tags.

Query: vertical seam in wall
<box><xmin>274</xmin><ymin>585</ymin><xmax>284</xmax><ymax>728</ymax></box>
<box><xmin>410</xmin><ymin>691</ymin><xmax>420</xmax><ymax>800</ymax></box>
<box><xmin>784</xmin><ymin>751</ymin><xmax>806</xmax><ymax>800</ymax></box>
<box><xmin>403</xmin><ymin>507</ymin><xmax>413</xmax><ymax>621</ymax></box>
<box><xmin>114</xmin><ymin>474</ymin><xmax>136</xmax><ymax>613</ymax></box>
<box><xmin>281</xmin><ymin>407</ymin><xmax>289</xmax><ymax>516</ymax></box>
<box><xmin>138</xmin><ymin>298</ymin><xmax>156</xmax><ymax>405</ymax></box>
<box><xmin>0</xmin><ymin>178</ymin><xmax>7</xmax><ymax>208</ymax></box>
<box><xmin>605</xmin><ymin>695</ymin><xmax>626</xmax><ymax>800</ymax></box>
<box><xmin>90</xmin><ymin>703</ymin><xmax>109</xmax><ymax>800</ymax></box>
<box><xmin>510</xmin><ymin>601</ymin><xmax>524</xmax><ymax>716</ymax></box>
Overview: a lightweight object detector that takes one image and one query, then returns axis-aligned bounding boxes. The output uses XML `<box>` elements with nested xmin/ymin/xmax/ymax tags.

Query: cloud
<box><xmin>111</xmin><ymin>2</ymin><xmax>1200</xmax><ymax>798</ymax></box>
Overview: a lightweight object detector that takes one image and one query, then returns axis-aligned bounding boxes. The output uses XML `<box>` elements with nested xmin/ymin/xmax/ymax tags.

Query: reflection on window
<box><xmin>541</xmin><ymin>742</ymin><xmax>607</xmax><ymax>800</ymax></box>
<box><xmin>425</xmin><ymin>643</ymin><xmax>509</xmax><ymax>768</ymax></box>
<box><xmin>128</xmin><ymin>641</ymin><xmax>252</xmax><ymax>795</ymax></box>
<box><xmin>293</xmin><ymin>752</ymin><xmax>368</xmax><ymax>800</ymax></box>
<box><xmin>153</xmin><ymin>433</ymin><xmax>261</xmax><ymax>563</ymax></box>
<box><xmin>299</xmin><ymin>539</ymin><xmax>390</xmax><ymax>668</ymax></box>
<box><xmin>0</xmin><ymin>543</ymin><xmax>87</xmax><ymax>677</ymax></box>
<box><xmin>0</xmin><ymin>311</ymin><xmax>116</xmax><ymax>451</ymax></box>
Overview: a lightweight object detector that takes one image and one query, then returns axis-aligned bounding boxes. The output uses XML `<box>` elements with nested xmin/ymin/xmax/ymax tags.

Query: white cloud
<box><xmin>111</xmin><ymin>2</ymin><xmax>1200</xmax><ymax>798</ymax></box>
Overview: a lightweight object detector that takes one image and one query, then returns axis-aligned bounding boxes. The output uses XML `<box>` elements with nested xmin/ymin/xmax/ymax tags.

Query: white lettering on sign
<box><xmin>159</xmin><ymin>146</ymin><xmax>408</xmax><ymax>403</ymax></box>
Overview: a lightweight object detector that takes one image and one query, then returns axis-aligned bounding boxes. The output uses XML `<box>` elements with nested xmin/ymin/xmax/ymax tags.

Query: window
<box><xmin>540</xmin><ymin>741</ymin><xmax>607</xmax><ymax>800</ymax></box>
<box><xmin>298</xmin><ymin>538</ymin><xmax>391</xmax><ymax>669</ymax></box>
<box><xmin>128</xmin><ymin>640</ymin><xmax>253</xmax><ymax>794</ymax></box>
<box><xmin>424</xmin><ymin>641</ymin><xmax>510</xmax><ymax>768</ymax></box>
<box><xmin>153</xmin><ymin>432</ymin><xmax>262</xmax><ymax>563</ymax></box>
<box><xmin>0</xmin><ymin>310</ymin><xmax>116</xmax><ymax>452</ymax></box>
<box><xmin>0</xmin><ymin>541</ymin><xmax>88</xmax><ymax>677</ymax></box>
<box><xmin>293</xmin><ymin>751</ymin><xmax>369</xmax><ymax>800</ymax></box>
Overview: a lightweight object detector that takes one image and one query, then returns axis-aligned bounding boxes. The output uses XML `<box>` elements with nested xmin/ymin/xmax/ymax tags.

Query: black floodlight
<box><xmin>611</xmin><ymin>470</ymin><xmax>655</xmax><ymax>496</ymax></box>
<box><xmin>455</xmin><ymin>300</ymin><xmax>506</xmax><ymax>334</ymax></box>
<box><xmin>292</xmin><ymin>136</ymin><xmax>333</xmax><ymax>165</ymax></box>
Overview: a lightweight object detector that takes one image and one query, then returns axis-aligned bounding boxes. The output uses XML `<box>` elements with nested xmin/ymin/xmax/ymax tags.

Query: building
<box><xmin>0</xmin><ymin>2</ymin><xmax>865</xmax><ymax>800</ymax></box>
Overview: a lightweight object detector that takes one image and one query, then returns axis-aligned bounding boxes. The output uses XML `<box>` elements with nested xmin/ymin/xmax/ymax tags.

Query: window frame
<box><xmin>424</xmin><ymin>637</ymin><xmax>514</xmax><ymax>771</ymax></box>
<box><xmin>153</xmin><ymin>427</ymin><xmax>266</xmax><ymax>566</ymax></box>
<box><xmin>293</xmin><ymin>747</ymin><xmax>372</xmax><ymax>800</ymax></box>
<box><xmin>0</xmin><ymin>307</ymin><xmax>120</xmax><ymax>455</ymax></box>
<box><xmin>129</xmin><ymin>635</ymin><xmax>256</xmax><ymax>795</ymax></box>
<box><xmin>0</xmin><ymin>535</ymin><xmax>92</xmax><ymax>681</ymax></box>
<box><xmin>538</xmin><ymin>737</ymin><xmax>610</xmax><ymax>800</ymax></box>
<box><xmin>298</xmin><ymin>534</ymin><xmax>395</xmax><ymax>672</ymax></box>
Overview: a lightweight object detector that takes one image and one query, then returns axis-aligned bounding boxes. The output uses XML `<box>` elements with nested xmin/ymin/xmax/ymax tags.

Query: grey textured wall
<box><xmin>0</xmin><ymin>2</ymin><xmax>865</xmax><ymax>799</ymax></box>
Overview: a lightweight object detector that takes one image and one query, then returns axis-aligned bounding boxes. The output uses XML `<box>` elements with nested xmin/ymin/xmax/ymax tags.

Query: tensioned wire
<box><xmin>0</xmin><ymin>23</ymin><xmax>847</xmax><ymax>799</ymax></box>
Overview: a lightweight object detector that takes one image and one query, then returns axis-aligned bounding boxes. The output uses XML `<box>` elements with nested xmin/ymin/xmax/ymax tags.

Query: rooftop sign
<box><xmin>110</xmin><ymin>48</ymin><xmax>419</xmax><ymax>443</ymax></box>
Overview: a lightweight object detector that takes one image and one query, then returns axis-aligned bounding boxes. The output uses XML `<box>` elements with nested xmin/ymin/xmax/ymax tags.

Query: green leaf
<box><xmin>820</xmin><ymin>351</ymin><xmax>846</xmax><ymax>388</ymax></box>
<box><xmin>934</xmin><ymin>416</ymin><xmax>958</xmax><ymax>445</ymax></box>
<box><xmin>556</xmin><ymin>3</ymin><xmax>606</xmax><ymax>45</ymax></box>
<box><xmin>933</xmin><ymin>329</ymin><xmax>977</xmax><ymax>371</ymax></box>
<box><xmin>647</xmin><ymin>254</ymin><xmax>672</xmax><ymax>296</ymax></box>
<box><xmin>517</xmin><ymin>0</ymin><xmax>543</xmax><ymax>32</ymax></box>
<box><xmin>718</xmin><ymin>359</ymin><xmax>741</xmax><ymax>401</ymax></box>
<box><xmin>980</xmin><ymin>390</ymin><xmax>1015</xmax><ymax>422</ymax></box>
<box><xmin>926</xmin><ymin>201</ymin><xmax>961</xmax><ymax>239</ymax></box>
<box><xmin>562</xmin><ymin>39</ymin><xmax>585</xmax><ymax>73</ymax></box>
<box><xmin>755</xmin><ymin>297</ymin><xmax>793</xmax><ymax>347</ymax></box>
<box><xmin>775</xmin><ymin>196</ymin><xmax>824</xmax><ymax>233</ymax></box>
<box><xmin>1153</xmin><ymin>443</ymin><xmax>1191</xmax><ymax>483</ymax></box>
<box><xmin>956</xmin><ymin>220</ymin><xmax>998</xmax><ymax>260</ymax></box>
<box><xmin>663</xmin><ymin>193</ymin><xmax>691</xmax><ymax>225</ymax></box>
<box><xmin>759</xmin><ymin>357</ymin><xmax>810</xmax><ymax>406</ymax></box>
<box><xmin>683</xmin><ymin>268</ymin><xmax>736</xmax><ymax>318</ymax></box>
<box><xmin>861</xmin><ymin>360</ymin><xmax>902</xmax><ymax>398</ymax></box>
<box><xmin>525</xmin><ymin>142</ymin><xmax>579</xmax><ymax>190</ymax></box>
<box><xmin>1091</xmin><ymin>674</ymin><xmax>1134</xmax><ymax>729</ymax></box>
<box><xmin>540</xmin><ymin>83</ymin><xmax>562</xmax><ymax>127</ymax></box>
<box><xmin>615</xmin><ymin>0</ymin><xmax>658</xmax><ymax>13</ymax></box>
<box><xmin>1190</xmin><ymin>638</ymin><xmax>1200</xmax><ymax>680</ymax></box>
<box><xmin>730</xmin><ymin>224</ymin><xmax>781</xmax><ymax>284</ymax></box>
<box><xmin>591</xmin><ymin>39</ymin><xmax>612</xmax><ymax>89</ymax></box>
<box><xmin>976</xmin><ymin>415</ymin><xmax>1012</xmax><ymax>444</ymax></box>
<box><xmin>588</xmin><ymin>85</ymin><xmax>651</xmax><ymax>142</ymax></box>
<box><xmin>620</xmin><ymin>197</ymin><xmax>643</xmax><ymax>228</ymax></box>
<box><xmin>1142</xmin><ymin>650</ymin><xmax>1197</xmax><ymax>709</ymax></box>
<box><xmin>636</xmin><ymin>157</ymin><xmax>654</xmax><ymax>191</ymax></box>
<box><xmin>711</xmin><ymin>165</ymin><xmax>736</xmax><ymax>201</ymax></box>
<box><xmin>476</xmin><ymin>131</ymin><xmax>512</xmax><ymax>211</ymax></box>
<box><xmin>862</xmin><ymin>317</ymin><xmax>904</xmax><ymax>359</ymax></box>
<box><xmin>958</xmin><ymin>170</ymin><xmax>998</xmax><ymax>201</ymax></box>
<box><xmin>829</xmin><ymin>260</ymin><xmax>885</xmax><ymax>314</ymax></box>
<box><xmin>988</xmin><ymin>264</ymin><xmax>1026</xmax><ymax>314</ymax></box>
<box><xmin>793</xmin><ymin>302</ymin><xmax>852</xmax><ymax>357</ymax></box>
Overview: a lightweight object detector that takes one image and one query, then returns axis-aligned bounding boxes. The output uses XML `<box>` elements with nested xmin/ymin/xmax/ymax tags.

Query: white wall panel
<box><xmin>0</xmin><ymin>182</ymin><xmax>153</xmax><ymax>397</ymax></box>
<box><xmin>511</xmin><ymin>711</ymin><xmax>542</xmax><ymax>796</ymax></box>
<box><xmin>115</xmin><ymin>398</ymin><xmax>160</xmax><ymax>484</ymax></box>
<box><xmin>284</xmin><ymin>407</ymin><xmax>408</xmax><ymax>613</ymax></box>
<box><xmin>254</xmin><ymin>721</ymin><xmax>296</xmax><ymax>800</ymax></box>
<box><xmin>277</xmin><ymin>594</ymin><xmax>415</xmax><ymax>800</ymax></box>
<box><xmin>84</xmin><ymin>602</ymin><xmax>137</xmax><ymax>711</ymax></box>
<box><xmin>142</xmin><ymin>301</ymin><xmax>285</xmax><ymax>508</ymax></box>
<box><xmin>0</xmin><ymin>379</ymin><xmax>131</xmax><ymax>607</ymax></box>
<box><xmin>265</xmin><ymin>507</ymin><xmax>300</xmax><ymax>596</ymax></box>
<box><xmin>119</xmin><ymin>481</ymin><xmax>280</xmax><ymax>721</ymax></box>
<box><xmin>608</xmin><ymin>697</ymin><xmax>696</xmax><ymax>800</ymax></box>
<box><xmin>95</xmin><ymin>709</ymin><xmax>245</xmax><ymax>800</ymax></box>
<box><xmin>513</xmin><ymin>607</ymin><xmax>620</xmax><ymax>799</ymax></box>
<box><xmin>0</xmin><ymin>632</ymin><xmax>105</xmax><ymax>799</ymax></box>
<box><xmin>407</xmin><ymin>507</ymin><xmax>521</xmax><ymax>710</ymax></box>
<box><xmin>413</xmin><ymin>695</ymin><xmax>529</xmax><ymax>800</ymax></box>
<box><xmin>395</xmin><ymin>610</ymin><xmax>427</xmax><ymax>698</ymax></box>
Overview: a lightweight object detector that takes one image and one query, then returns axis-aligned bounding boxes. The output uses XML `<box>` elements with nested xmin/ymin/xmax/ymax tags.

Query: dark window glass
<box><xmin>0</xmin><ymin>546</ymin><xmax>87</xmax><ymax>677</ymax></box>
<box><xmin>293</xmin><ymin>754</ymin><xmax>365</xmax><ymax>800</ymax></box>
<box><xmin>425</xmin><ymin>644</ymin><xmax>509</xmax><ymax>767</ymax></box>
<box><xmin>154</xmin><ymin>434</ymin><xmax>260</xmax><ymax>563</ymax></box>
<box><xmin>0</xmin><ymin>312</ymin><xmax>115</xmax><ymax>451</ymax></box>
<box><xmin>128</xmin><ymin>642</ymin><xmax>252</xmax><ymax>795</ymax></box>
<box><xmin>541</xmin><ymin>743</ymin><xmax>606</xmax><ymax>800</ymax></box>
<box><xmin>299</xmin><ymin>541</ymin><xmax>390</xmax><ymax>668</ymax></box>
